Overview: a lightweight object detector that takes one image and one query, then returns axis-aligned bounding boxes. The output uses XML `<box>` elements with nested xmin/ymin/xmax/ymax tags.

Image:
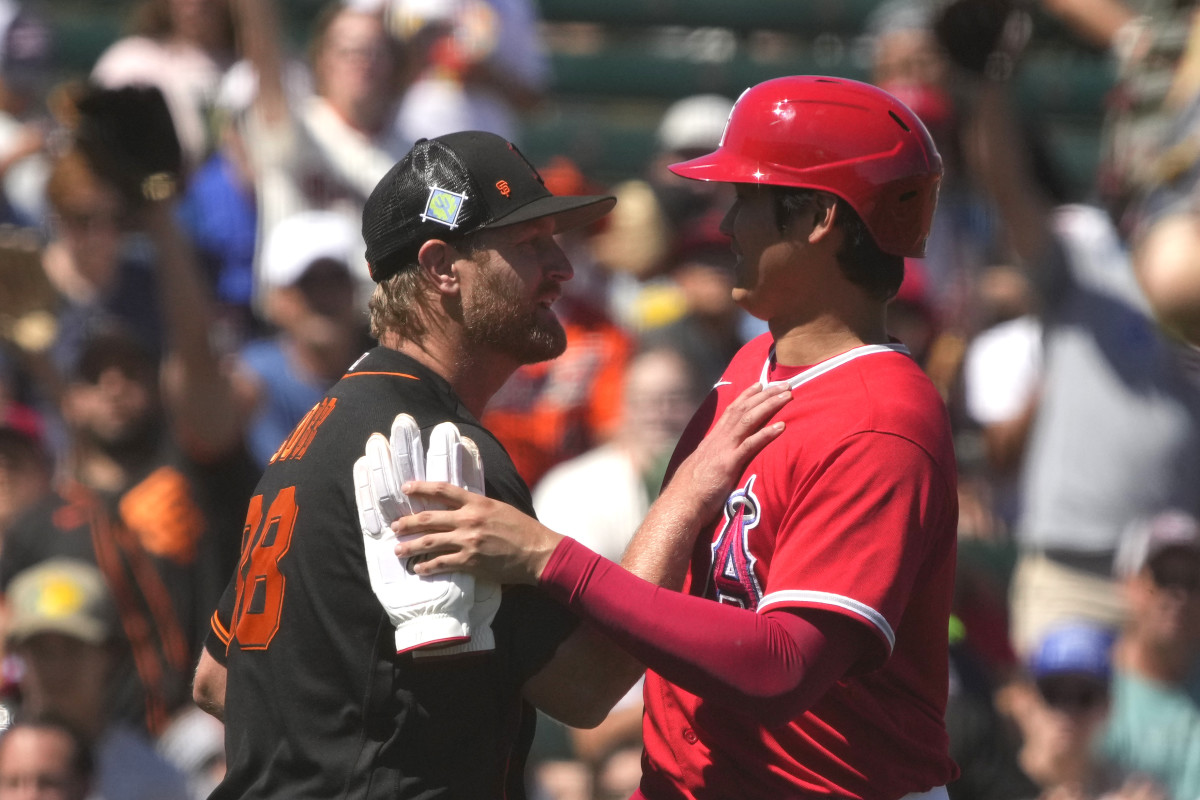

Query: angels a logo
<box><xmin>707</xmin><ymin>475</ymin><xmax>764</xmax><ymax>608</ymax></box>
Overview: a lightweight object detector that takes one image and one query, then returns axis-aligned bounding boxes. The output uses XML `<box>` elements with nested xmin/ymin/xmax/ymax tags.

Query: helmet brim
<box><xmin>667</xmin><ymin>151</ymin><xmax>738</xmax><ymax>183</ymax></box>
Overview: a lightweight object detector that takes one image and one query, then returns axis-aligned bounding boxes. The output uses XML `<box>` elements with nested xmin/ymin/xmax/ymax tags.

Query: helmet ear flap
<box><xmin>668</xmin><ymin>76</ymin><xmax>943</xmax><ymax>258</ymax></box>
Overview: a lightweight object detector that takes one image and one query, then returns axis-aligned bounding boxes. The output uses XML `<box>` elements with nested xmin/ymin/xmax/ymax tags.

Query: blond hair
<box><xmin>367</xmin><ymin>268</ymin><xmax>435</xmax><ymax>343</ymax></box>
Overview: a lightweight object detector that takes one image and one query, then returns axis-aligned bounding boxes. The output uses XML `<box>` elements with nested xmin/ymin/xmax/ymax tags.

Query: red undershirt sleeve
<box><xmin>540</xmin><ymin>537</ymin><xmax>873</xmax><ymax>725</ymax></box>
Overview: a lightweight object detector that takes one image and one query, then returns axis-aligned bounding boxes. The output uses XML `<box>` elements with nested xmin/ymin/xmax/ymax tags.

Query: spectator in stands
<box><xmin>637</xmin><ymin>214</ymin><xmax>748</xmax><ymax>392</ymax></box>
<box><xmin>865</xmin><ymin>0</ymin><xmax>1002</xmax><ymax>327</ymax></box>
<box><xmin>0</xmin><ymin>0</ymin><xmax>52</xmax><ymax>227</ymax></box>
<box><xmin>1032</xmin><ymin>0</ymin><xmax>1200</xmax><ymax>234</ymax></box>
<box><xmin>0</xmin><ymin>328</ymin><xmax>256</xmax><ymax>737</ymax></box>
<box><xmin>961</xmin><ymin>263</ymin><xmax>1042</xmax><ymax>533</ymax></box>
<box><xmin>232</xmin><ymin>209</ymin><xmax>371</xmax><ymax>467</ymax></box>
<box><xmin>391</xmin><ymin>0</ymin><xmax>549</xmax><ymax>143</ymax></box>
<box><xmin>174</xmin><ymin>70</ymin><xmax>261</xmax><ymax>345</ymax></box>
<box><xmin>4</xmin><ymin>559</ymin><xmax>189</xmax><ymax>800</ymax></box>
<box><xmin>1000</xmin><ymin>621</ymin><xmax>1163</xmax><ymax>800</ymax></box>
<box><xmin>38</xmin><ymin>147</ymin><xmax>164</xmax><ymax>380</ymax></box>
<box><xmin>0</xmin><ymin>108</ymin><xmax>258</xmax><ymax>735</ymax></box>
<box><xmin>643</xmin><ymin>94</ymin><xmax>736</xmax><ymax>240</ymax></box>
<box><xmin>0</xmin><ymin>425</ymin><xmax>50</xmax><ymax>543</ymax></box>
<box><xmin>955</xmin><ymin>25</ymin><xmax>1200</xmax><ymax>658</ymax></box>
<box><xmin>233</xmin><ymin>0</ymin><xmax>409</xmax><ymax>305</ymax></box>
<box><xmin>91</xmin><ymin>0</ymin><xmax>239</xmax><ymax>176</ymax></box>
<box><xmin>532</xmin><ymin>345</ymin><xmax>699</xmax><ymax>562</ymax></box>
<box><xmin>944</xmin><ymin>625</ymin><xmax>1039</xmax><ymax>800</ymax></box>
<box><xmin>593</xmin><ymin>94</ymin><xmax>736</xmax><ymax>334</ymax></box>
<box><xmin>1102</xmin><ymin>510</ymin><xmax>1200</xmax><ymax>800</ymax></box>
<box><xmin>0</xmin><ymin>715</ymin><xmax>94</xmax><ymax>800</ymax></box>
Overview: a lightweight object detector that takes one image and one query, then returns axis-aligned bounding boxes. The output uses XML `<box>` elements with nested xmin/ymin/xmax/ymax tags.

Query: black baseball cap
<box><xmin>362</xmin><ymin>131</ymin><xmax>616</xmax><ymax>282</ymax></box>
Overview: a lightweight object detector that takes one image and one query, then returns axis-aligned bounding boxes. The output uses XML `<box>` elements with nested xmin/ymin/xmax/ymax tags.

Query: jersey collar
<box><xmin>759</xmin><ymin>343</ymin><xmax>910</xmax><ymax>390</ymax></box>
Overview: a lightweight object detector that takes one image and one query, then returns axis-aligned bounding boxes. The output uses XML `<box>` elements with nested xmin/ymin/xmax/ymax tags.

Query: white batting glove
<box><xmin>354</xmin><ymin>415</ymin><xmax>495</xmax><ymax>654</ymax></box>
<box><xmin>415</xmin><ymin>430</ymin><xmax>501</xmax><ymax>657</ymax></box>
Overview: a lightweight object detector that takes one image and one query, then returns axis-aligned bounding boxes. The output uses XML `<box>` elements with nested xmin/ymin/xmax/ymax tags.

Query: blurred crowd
<box><xmin>0</xmin><ymin>0</ymin><xmax>1197</xmax><ymax>798</ymax></box>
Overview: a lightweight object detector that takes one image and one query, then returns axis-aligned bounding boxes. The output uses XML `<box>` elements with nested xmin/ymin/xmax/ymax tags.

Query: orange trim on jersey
<box><xmin>341</xmin><ymin>371</ymin><xmax>420</xmax><ymax>381</ymax></box>
<box><xmin>108</xmin><ymin>509</ymin><xmax>191</xmax><ymax>671</ymax></box>
<box><xmin>83</xmin><ymin>490</ymin><xmax>170</xmax><ymax>735</ymax></box>
<box><xmin>210</xmin><ymin>609</ymin><xmax>232</xmax><ymax>647</ymax></box>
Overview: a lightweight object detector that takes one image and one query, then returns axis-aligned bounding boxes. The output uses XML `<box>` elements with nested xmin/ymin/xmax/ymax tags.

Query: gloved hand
<box><xmin>354</xmin><ymin>415</ymin><xmax>498</xmax><ymax>654</ymax></box>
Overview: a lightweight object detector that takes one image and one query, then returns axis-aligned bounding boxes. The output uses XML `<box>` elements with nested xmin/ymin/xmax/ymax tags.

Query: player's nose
<box><xmin>542</xmin><ymin>237</ymin><xmax>574</xmax><ymax>283</ymax></box>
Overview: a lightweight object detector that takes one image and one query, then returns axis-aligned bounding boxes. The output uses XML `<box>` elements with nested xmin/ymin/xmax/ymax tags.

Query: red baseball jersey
<box><xmin>640</xmin><ymin>334</ymin><xmax>960</xmax><ymax>800</ymax></box>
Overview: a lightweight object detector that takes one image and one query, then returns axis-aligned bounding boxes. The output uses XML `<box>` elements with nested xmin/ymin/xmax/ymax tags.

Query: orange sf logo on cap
<box><xmin>496</xmin><ymin>180</ymin><xmax>511</xmax><ymax>197</ymax></box>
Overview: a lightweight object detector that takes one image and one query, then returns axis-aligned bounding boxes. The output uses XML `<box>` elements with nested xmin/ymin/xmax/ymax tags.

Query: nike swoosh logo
<box><xmin>713</xmin><ymin>381</ymin><xmax>732</xmax><ymax>388</ymax></box>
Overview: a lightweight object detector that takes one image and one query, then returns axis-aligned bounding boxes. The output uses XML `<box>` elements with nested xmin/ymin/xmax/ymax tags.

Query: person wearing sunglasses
<box><xmin>1004</xmin><ymin>621</ymin><xmax>1166</xmax><ymax>800</ymax></box>
<box><xmin>1102</xmin><ymin>511</ymin><xmax>1200</xmax><ymax>800</ymax></box>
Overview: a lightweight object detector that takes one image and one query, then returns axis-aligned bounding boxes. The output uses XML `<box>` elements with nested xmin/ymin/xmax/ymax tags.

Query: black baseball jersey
<box><xmin>206</xmin><ymin>347</ymin><xmax>579</xmax><ymax>799</ymax></box>
<box><xmin>0</xmin><ymin>437</ymin><xmax>255</xmax><ymax>735</ymax></box>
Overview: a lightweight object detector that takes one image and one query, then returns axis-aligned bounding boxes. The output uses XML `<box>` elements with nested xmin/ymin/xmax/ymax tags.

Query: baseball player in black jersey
<box><xmin>193</xmin><ymin>131</ymin><xmax>789</xmax><ymax>799</ymax></box>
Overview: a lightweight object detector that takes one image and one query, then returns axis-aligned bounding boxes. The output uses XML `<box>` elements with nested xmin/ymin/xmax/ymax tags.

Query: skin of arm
<box><xmin>193</xmin><ymin>647</ymin><xmax>227</xmax><ymax>722</ymax></box>
<box><xmin>961</xmin><ymin>80</ymin><xmax>1056</xmax><ymax>267</ymax></box>
<box><xmin>394</xmin><ymin>382</ymin><xmax>791</xmax><ymax>727</ymax></box>
<box><xmin>140</xmin><ymin>200</ymin><xmax>244</xmax><ymax>459</ymax></box>
<box><xmin>228</xmin><ymin>0</ymin><xmax>289</xmax><ymax>125</ymax></box>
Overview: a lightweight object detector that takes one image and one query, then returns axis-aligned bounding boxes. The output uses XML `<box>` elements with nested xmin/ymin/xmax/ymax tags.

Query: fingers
<box><xmin>460</xmin><ymin>437</ymin><xmax>485</xmax><ymax>495</ymax></box>
<box><xmin>392</xmin><ymin>526</ymin><xmax>464</xmax><ymax>576</ymax></box>
<box><xmin>366</xmin><ymin>433</ymin><xmax>412</xmax><ymax>522</ymax></box>
<box><xmin>732</xmin><ymin>417</ymin><xmax>788</xmax><ymax>461</ymax></box>
<box><xmin>389</xmin><ymin>414</ymin><xmax>426</xmax><ymax>512</ymax></box>
<box><xmin>353</xmin><ymin>456</ymin><xmax>385</xmax><ymax>537</ymax></box>
<box><xmin>398</xmin><ymin>480</ymin><xmax>471</xmax><ymax>511</ymax></box>
<box><xmin>718</xmin><ymin>382</ymin><xmax>791</xmax><ymax>435</ymax></box>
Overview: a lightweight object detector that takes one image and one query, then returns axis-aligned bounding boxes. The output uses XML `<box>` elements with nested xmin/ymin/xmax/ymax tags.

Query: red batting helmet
<box><xmin>668</xmin><ymin>76</ymin><xmax>943</xmax><ymax>258</ymax></box>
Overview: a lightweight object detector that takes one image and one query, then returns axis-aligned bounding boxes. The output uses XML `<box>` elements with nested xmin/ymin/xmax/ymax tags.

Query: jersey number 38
<box><xmin>231</xmin><ymin>487</ymin><xmax>299</xmax><ymax>649</ymax></box>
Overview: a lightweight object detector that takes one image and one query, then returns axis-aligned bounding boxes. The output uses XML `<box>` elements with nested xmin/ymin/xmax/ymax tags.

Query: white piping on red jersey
<box><xmin>758</xmin><ymin>343</ymin><xmax>910</xmax><ymax>390</ymax></box>
<box><xmin>759</xmin><ymin>590</ymin><xmax>896</xmax><ymax>651</ymax></box>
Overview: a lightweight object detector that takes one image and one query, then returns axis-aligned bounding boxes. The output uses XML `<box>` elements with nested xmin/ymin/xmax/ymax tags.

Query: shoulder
<box><xmin>454</xmin><ymin>419</ymin><xmax>534</xmax><ymax>514</ymax></box>
<box><xmin>798</xmin><ymin>352</ymin><xmax>955</xmax><ymax>472</ymax></box>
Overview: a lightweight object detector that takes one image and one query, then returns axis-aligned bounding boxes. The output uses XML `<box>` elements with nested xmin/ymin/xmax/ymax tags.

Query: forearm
<box><xmin>528</xmin><ymin>470</ymin><xmax>734</xmax><ymax>722</ymax></box>
<box><xmin>230</xmin><ymin>0</ymin><xmax>289</xmax><ymax>123</ymax></box>
<box><xmin>541</xmin><ymin>538</ymin><xmax>863</xmax><ymax>726</ymax></box>
<box><xmin>193</xmin><ymin>647</ymin><xmax>227</xmax><ymax>722</ymax></box>
<box><xmin>142</xmin><ymin>202</ymin><xmax>241</xmax><ymax>453</ymax></box>
<box><xmin>620</xmin><ymin>476</ymin><xmax>719</xmax><ymax>590</ymax></box>
<box><xmin>962</xmin><ymin>81</ymin><xmax>1054</xmax><ymax>265</ymax></box>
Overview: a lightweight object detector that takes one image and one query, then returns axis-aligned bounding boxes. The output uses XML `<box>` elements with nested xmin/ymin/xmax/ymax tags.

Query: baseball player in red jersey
<box><xmin>390</xmin><ymin>76</ymin><xmax>960</xmax><ymax>800</ymax></box>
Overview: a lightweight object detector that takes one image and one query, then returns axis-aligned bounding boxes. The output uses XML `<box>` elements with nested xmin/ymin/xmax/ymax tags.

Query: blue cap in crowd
<box><xmin>1029</xmin><ymin>621</ymin><xmax>1116</xmax><ymax>683</ymax></box>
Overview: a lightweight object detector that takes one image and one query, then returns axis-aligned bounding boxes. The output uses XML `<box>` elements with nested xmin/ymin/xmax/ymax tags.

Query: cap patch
<box><xmin>422</xmin><ymin>187</ymin><xmax>468</xmax><ymax>229</ymax></box>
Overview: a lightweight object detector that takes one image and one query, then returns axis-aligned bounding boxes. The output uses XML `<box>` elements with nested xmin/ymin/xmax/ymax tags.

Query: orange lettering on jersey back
<box><xmin>270</xmin><ymin>397</ymin><xmax>337</xmax><ymax>464</ymax></box>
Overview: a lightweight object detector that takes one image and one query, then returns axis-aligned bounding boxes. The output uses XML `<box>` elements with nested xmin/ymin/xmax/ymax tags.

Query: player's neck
<box><xmin>769</xmin><ymin>309</ymin><xmax>888</xmax><ymax>367</ymax></box>
<box><xmin>385</xmin><ymin>335</ymin><xmax>514</xmax><ymax>417</ymax></box>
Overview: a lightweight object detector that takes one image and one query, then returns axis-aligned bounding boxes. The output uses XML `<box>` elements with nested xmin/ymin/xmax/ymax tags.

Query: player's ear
<box><xmin>417</xmin><ymin>239</ymin><xmax>461</xmax><ymax>296</ymax></box>
<box><xmin>807</xmin><ymin>193</ymin><xmax>839</xmax><ymax>246</ymax></box>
